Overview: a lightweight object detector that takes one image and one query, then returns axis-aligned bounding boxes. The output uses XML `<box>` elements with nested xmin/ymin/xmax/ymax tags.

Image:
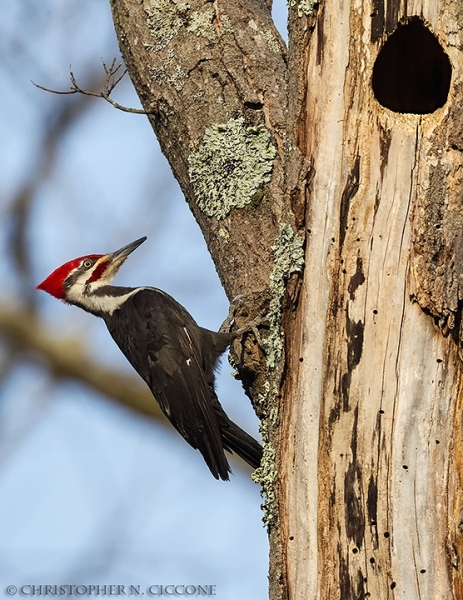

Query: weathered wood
<box><xmin>279</xmin><ymin>1</ymin><xmax>463</xmax><ymax>598</ymax></box>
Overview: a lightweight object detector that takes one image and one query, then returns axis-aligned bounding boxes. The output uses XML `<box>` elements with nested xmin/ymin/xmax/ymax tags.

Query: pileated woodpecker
<box><xmin>37</xmin><ymin>236</ymin><xmax>262</xmax><ymax>480</ymax></box>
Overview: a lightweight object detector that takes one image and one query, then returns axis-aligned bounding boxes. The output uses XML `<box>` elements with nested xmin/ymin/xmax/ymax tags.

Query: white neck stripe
<box><xmin>67</xmin><ymin>286</ymin><xmax>150</xmax><ymax>315</ymax></box>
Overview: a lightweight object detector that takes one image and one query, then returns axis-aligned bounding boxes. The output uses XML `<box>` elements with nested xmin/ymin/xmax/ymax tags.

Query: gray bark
<box><xmin>109</xmin><ymin>0</ymin><xmax>463</xmax><ymax>598</ymax></box>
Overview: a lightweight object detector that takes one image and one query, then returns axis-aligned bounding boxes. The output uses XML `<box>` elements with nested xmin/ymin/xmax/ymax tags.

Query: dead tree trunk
<box><xmin>281</xmin><ymin>2</ymin><xmax>463</xmax><ymax>599</ymax></box>
<box><xmin>109</xmin><ymin>0</ymin><xmax>463</xmax><ymax>598</ymax></box>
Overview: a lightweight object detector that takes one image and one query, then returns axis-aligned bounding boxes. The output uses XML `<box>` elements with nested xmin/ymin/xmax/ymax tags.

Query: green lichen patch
<box><xmin>252</xmin><ymin>445</ymin><xmax>277</xmax><ymax>528</ymax></box>
<box><xmin>219</xmin><ymin>15</ymin><xmax>234</xmax><ymax>35</ymax></box>
<box><xmin>262</xmin><ymin>29</ymin><xmax>281</xmax><ymax>53</ymax></box>
<box><xmin>266</xmin><ymin>223</ymin><xmax>305</xmax><ymax>369</ymax></box>
<box><xmin>253</xmin><ymin>225</ymin><xmax>304</xmax><ymax>529</ymax></box>
<box><xmin>288</xmin><ymin>0</ymin><xmax>318</xmax><ymax>17</ymax></box>
<box><xmin>145</xmin><ymin>1</ymin><xmax>216</xmax><ymax>51</ymax></box>
<box><xmin>188</xmin><ymin>117</ymin><xmax>277</xmax><ymax>219</ymax></box>
<box><xmin>145</xmin><ymin>0</ymin><xmax>190</xmax><ymax>51</ymax></box>
<box><xmin>186</xmin><ymin>6</ymin><xmax>216</xmax><ymax>41</ymax></box>
<box><xmin>218</xmin><ymin>227</ymin><xmax>229</xmax><ymax>240</ymax></box>
<box><xmin>252</xmin><ymin>405</ymin><xmax>279</xmax><ymax>529</ymax></box>
<box><xmin>169</xmin><ymin>62</ymin><xmax>188</xmax><ymax>91</ymax></box>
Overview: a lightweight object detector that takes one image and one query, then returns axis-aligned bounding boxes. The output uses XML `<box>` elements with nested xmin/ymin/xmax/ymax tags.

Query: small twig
<box><xmin>103</xmin><ymin>58</ymin><xmax>126</xmax><ymax>94</ymax></box>
<box><xmin>32</xmin><ymin>58</ymin><xmax>154</xmax><ymax>115</ymax></box>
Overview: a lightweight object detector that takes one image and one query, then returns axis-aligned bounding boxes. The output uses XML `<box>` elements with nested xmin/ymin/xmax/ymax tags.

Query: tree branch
<box><xmin>32</xmin><ymin>58</ymin><xmax>154</xmax><ymax>115</ymax></box>
<box><xmin>109</xmin><ymin>0</ymin><xmax>289</xmax><ymax>299</ymax></box>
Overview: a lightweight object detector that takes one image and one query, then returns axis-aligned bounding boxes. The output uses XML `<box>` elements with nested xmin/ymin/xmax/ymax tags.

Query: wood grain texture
<box><xmin>279</xmin><ymin>0</ymin><xmax>463</xmax><ymax>598</ymax></box>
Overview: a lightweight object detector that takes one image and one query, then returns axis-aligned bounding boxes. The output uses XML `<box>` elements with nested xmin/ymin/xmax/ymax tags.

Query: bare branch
<box><xmin>32</xmin><ymin>59</ymin><xmax>154</xmax><ymax>115</ymax></box>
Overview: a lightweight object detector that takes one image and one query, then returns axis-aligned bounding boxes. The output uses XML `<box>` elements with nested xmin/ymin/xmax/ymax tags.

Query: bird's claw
<box><xmin>235</xmin><ymin>319</ymin><xmax>266</xmax><ymax>350</ymax></box>
<box><xmin>221</xmin><ymin>295</ymin><xmax>269</xmax><ymax>352</ymax></box>
<box><xmin>219</xmin><ymin>294</ymin><xmax>246</xmax><ymax>334</ymax></box>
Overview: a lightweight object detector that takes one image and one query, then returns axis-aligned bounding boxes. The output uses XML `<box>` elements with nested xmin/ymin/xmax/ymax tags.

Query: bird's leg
<box><xmin>235</xmin><ymin>319</ymin><xmax>265</xmax><ymax>349</ymax></box>
<box><xmin>220</xmin><ymin>295</ymin><xmax>268</xmax><ymax>351</ymax></box>
<box><xmin>219</xmin><ymin>294</ymin><xmax>245</xmax><ymax>335</ymax></box>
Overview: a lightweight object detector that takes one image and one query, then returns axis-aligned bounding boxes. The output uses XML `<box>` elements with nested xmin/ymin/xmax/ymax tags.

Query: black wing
<box><xmin>104</xmin><ymin>288</ymin><xmax>231</xmax><ymax>480</ymax></box>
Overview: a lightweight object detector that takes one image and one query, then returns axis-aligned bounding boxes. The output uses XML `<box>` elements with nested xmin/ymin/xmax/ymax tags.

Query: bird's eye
<box><xmin>82</xmin><ymin>260</ymin><xmax>94</xmax><ymax>269</ymax></box>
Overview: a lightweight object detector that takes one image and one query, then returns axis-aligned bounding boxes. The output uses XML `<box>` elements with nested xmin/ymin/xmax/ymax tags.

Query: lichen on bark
<box><xmin>266</xmin><ymin>223</ymin><xmax>305</xmax><ymax>369</ymax></box>
<box><xmin>144</xmin><ymin>0</ymin><xmax>191</xmax><ymax>51</ymax></box>
<box><xmin>288</xmin><ymin>0</ymin><xmax>318</xmax><ymax>17</ymax></box>
<box><xmin>252</xmin><ymin>223</ymin><xmax>305</xmax><ymax>529</ymax></box>
<box><xmin>188</xmin><ymin>117</ymin><xmax>277</xmax><ymax>219</ymax></box>
<box><xmin>252</xmin><ymin>407</ymin><xmax>279</xmax><ymax>529</ymax></box>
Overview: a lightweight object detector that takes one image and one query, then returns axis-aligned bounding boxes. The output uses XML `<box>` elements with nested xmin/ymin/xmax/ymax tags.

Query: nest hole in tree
<box><xmin>372</xmin><ymin>18</ymin><xmax>451</xmax><ymax>114</ymax></box>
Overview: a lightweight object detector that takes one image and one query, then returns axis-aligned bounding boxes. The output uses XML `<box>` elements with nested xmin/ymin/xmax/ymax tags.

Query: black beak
<box><xmin>111</xmin><ymin>236</ymin><xmax>147</xmax><ymax>260</ymax></box>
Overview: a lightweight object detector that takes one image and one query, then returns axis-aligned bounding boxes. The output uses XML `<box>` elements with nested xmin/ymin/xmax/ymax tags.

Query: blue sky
<box><xmin>0</xmin><ymin>2</ymin><xmax>288</xmax><ymax>597</ymax></box>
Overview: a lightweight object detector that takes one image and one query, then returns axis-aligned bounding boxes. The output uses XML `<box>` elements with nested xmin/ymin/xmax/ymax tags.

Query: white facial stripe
<box><xmin>66</xmin><ymin>286</ymin><xmax>150</xmax><ymax>315</ymax></box>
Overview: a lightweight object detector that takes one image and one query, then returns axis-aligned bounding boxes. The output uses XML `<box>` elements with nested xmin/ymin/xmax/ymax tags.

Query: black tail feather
<box><xmin>221</xmin><ymin>419</ymin><xmax>263</xmax><ymax>470</ymax></box>
<box><xmin>200</xmin><ymin>436</ymin><xmax>232</xmax><ymax>481</ymax></box>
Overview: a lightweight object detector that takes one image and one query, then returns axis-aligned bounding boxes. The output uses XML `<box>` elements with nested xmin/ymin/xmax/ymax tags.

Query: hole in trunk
<box><xmin>372</xmin><ymin>18</ymin><xmax>451</xmax><ymax>114</ymax></box>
